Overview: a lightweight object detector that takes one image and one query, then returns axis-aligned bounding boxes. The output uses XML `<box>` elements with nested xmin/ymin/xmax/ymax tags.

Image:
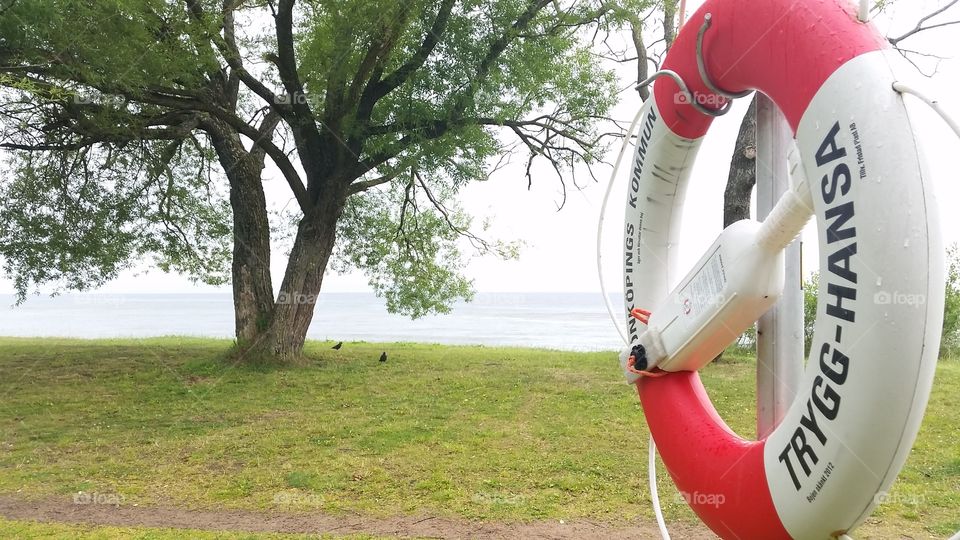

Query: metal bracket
<box><xmin>636</xmin><ymin>12</ymin><xmax>757</xmax><ymax>118</ymax></box>
<box><xmin>636</xmin><ymin>69</ymin><xmax>732</xmax><ymax>117</ymax></box>
<box><xmin>696</xmin><ymin>13</ymin><xmax>753</xmax><ymax>100</ymax></box>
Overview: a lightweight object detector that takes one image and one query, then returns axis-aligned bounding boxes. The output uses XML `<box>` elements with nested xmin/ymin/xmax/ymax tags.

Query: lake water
<box><xmin>0</xmin><ymin>293</ymin><xmax>625</xmax><ymax>352</ymax></box>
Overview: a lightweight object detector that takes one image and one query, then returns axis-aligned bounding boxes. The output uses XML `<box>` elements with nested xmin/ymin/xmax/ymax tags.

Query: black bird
<box><xmin>379</xmin><ymin>351</ymin><xmax>387</xmax><ymax>363</ymax></box>
<box><xmin>331</xmin><ymin>342</ymin><xmax>343</xmax><ymax>350</ymax></box>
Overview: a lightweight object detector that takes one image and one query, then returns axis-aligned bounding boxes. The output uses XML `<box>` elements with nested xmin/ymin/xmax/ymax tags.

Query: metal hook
<box><xmin>636</xmin><ymin>69</ymin><xmax>732</xmax><ymax>117</ymax></box>
<box><xmin>697</xmin><ymin>13</ymin><xmax>753</xmax><ymax>100</ymax></box>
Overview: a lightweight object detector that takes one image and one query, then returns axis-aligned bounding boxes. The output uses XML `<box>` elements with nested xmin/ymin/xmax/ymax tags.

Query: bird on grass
<box><xmin>379</xmin><ymin>351</ymin><xmax>387</xmax><ymax>363</ymax></box>
<box><xmin>331</xmin><ymin>342</ymin><xmax>343</xmax><ymax>350</ymax></box>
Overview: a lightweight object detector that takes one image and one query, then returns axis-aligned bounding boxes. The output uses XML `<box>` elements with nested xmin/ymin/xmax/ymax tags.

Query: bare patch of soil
<box><xmin>0</xmin><ymin>495</ymin><xmax>717</xmax><ymax>538</ymax></box>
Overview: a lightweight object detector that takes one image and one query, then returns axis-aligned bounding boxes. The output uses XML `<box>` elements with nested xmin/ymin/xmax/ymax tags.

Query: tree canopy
<box><xmin>0</xmin><ymin>0</ymin><xmax>637</xmax><ymax>303</ymax></box>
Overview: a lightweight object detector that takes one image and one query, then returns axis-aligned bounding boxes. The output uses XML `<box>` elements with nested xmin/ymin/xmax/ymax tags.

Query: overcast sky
<box><xmin>2</xmin><ymin>0</ymin><xmax>957</xmax><ymax>296</ymax></box>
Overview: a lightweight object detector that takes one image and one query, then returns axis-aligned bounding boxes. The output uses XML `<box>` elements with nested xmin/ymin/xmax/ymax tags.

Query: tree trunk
<box><xmin>631</xmin><ymin>22</ymin><xmax>650</xmax><ymax>100</ymax></box>
<box><xmin>723</xmin><ymin>95</ymin><xmax>758</xmax><ymax>227</ymax></box>
<box><xmin>663</xmin><ymin>0</ymin><xmax>677</xmax><ymax>50</ymax></box>
<box><xmin>250</xmin><ymin>199</ymin><xmax>344</xmax><ymax>361</ymax></box>
<box><xmin>206</xmin><ymin>112</ymin><xmax>345</xmax><ymax>363</ymax></box>
<box><xmin>717</xmin><ymin>95</ymin><xmax>759</xmax><ymax>362</ymax></box>
<box><xmin>206</xmin><ymin>122</ymin><xmax>275</xmax><ymax>345</ymax></box>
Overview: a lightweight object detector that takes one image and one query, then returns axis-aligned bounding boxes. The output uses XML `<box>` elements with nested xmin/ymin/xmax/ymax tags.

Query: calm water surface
<box><xmin>0</xmin><ymin>293</ymin><xmax>624</xmax><ymax>351</ymax></box>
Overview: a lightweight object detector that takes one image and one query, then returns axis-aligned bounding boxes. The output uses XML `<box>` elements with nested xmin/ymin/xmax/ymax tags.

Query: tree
<box><xmin>942</xmin><ymin>243</ymin><xmax>960</xmax><ymax>357</ymax></box>
<box><xmin>723</xmin><ymin>96</ymin><xmax>757</xmax><ymax>227</ymax></box>
<box><xmin>802</xmin><ymin>272</ymin><xmax>819</xmax><ymax>355</ymax></box>
<box><xmin>1</xmin><ymin>0</ymin><xmax>641</xmax><ymax>360</ymax></box>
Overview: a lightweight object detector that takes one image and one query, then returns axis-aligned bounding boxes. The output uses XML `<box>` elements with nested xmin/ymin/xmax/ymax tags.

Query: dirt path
<box><xmin>0</xmin><ymin>495</ymin><xmax>717</xmax><ymax>539</ymax></box>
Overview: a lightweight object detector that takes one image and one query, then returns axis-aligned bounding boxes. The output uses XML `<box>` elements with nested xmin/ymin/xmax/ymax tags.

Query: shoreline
<box><xmin>0</xmin><ymin>335</ymin><xmax>625</xmax><ymax>354</ymax></box>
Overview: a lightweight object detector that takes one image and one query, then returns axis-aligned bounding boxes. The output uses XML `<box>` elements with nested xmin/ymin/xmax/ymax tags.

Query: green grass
<box><xmin>0</xmin><ymin>518</ymin><xmax>385</xmax><ymax>539</ymax></box>
<box><xmin>0</xmin><ymin>338</ymin><xmax>956</xmax><ymax>538</ymax></box>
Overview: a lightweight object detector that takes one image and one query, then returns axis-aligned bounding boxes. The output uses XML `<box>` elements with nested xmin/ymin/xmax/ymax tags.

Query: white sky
<box><xmin>1</xmin><ymin>0</ymin><xmax>957</xmax><ymax>296</ymax></box>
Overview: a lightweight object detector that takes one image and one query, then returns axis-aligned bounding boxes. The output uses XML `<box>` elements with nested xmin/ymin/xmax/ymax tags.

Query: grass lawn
<box><xmin>0</xmin><ymin>337</ymin><xmax>957</xmax><ymax>538</ymax></box>
<box><xmin>0</xmin><ymin>518</ymin><xmax>384</xmax><ymax>539</ymax></box>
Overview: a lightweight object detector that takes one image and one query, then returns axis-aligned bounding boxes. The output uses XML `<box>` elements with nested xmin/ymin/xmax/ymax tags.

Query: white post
<box><xmin>755</xmin><ymin>95</ymin><xmax>804</xmax><ymax>439</ymax></box>
<box><xmin>858</xmin><ymin>0</ymin><xmax>870</xmax><ymax>22</ymax></box>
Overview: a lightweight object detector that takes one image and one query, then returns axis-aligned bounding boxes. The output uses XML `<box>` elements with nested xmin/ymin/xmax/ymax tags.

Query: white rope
<box><xmin>649</xmin><ymin>434</ymin><xmax>672</xmax><ymax>539</ymax></box>
<box><xmin>893</xmin><ymin>82</ymin><xmax>960</xmax><ymax>141</ymax></box>
<box><xmin>596</xmin><ymin>103</ymin><xmax>671</xmax><ymax>540</ymax></box>
<box><xmin>893</xmin><ymin>80</ymin><xmax>960</xmax><ymax>540</ymax></box>
<box><xmin>596</xmin><ymin>106</ymin><xmax>644</xmax><ymax>346</ymax></box>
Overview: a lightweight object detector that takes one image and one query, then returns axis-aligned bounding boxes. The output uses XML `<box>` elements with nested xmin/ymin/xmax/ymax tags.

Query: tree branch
<box><xmin>0</xmin><ymin>141</ymin><xmax>96</xmax><ymax>151</ymax></box>
<box><xmin>180</xmin><ymin>0</ymin><xmax>294</xmax><ymax>118</ymax></box>
<box><xmin>889</xmin><ymin>0</ymin><xmax>960</xmax><ymax>45</ymax></box>
<box><xmin>199</xmin><ymin>107</ymin><xmax>310</xmax><ymax>211</ymax></box>
<box><xmin>274</xmin><ymin>0</ymin><xmax>311</xmax><ymax>118</ymax></box>
<box><xmin>451</xmin><ymin>0</ymin><xmax>552</xmax><ymax>119</ymax></box>
<box><xmin>220</xmin><ymin>0</ymin><xmax>243</xmax><ymax>106</ymax></box>
<box><xmin>631</xmin><ymin>22</ymin><xmax>649</xmax><ymax>100</ymax></box>
<box><xmin>362</xmin><ymin>0</ymin><xmax>456</xmax><ymax>105</ymax></box>
<box><xmin>663</xmin><ymin>0</ymin><xmax>677</xmax><ymax>49</ymax></box>
<box><xmin>249</xmin><ymin>109</ymin><xmax>282</xmax><ymax>167</ymax></box>
<box><xmin>347</xmin><ymin>167</ymin><xmax>408</xmax><ymax>195</ymax></box>
<box><xmin>415</xmin><ymin>170</ymin><xmax>494</xmax><ymax>253</ymax></box>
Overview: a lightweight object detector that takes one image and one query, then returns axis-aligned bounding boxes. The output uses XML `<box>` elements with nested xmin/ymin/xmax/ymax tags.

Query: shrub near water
<box><xmin>943</xmin><ymin>243</ymin><xmax>960</xmax><ymax>356</ymax></box>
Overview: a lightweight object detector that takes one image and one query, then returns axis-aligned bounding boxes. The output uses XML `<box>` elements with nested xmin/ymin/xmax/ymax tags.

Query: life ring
<box><xmin>621</xmin><ymin>0</ymin><xmax>945</xmax><ymax>538</ymax></box>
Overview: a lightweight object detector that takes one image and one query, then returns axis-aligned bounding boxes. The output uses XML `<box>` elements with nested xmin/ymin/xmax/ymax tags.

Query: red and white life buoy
<box><xmin>621</xmin><ymin>0</ymin><xmax>944</xmax><ymax>538</ymax></box>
